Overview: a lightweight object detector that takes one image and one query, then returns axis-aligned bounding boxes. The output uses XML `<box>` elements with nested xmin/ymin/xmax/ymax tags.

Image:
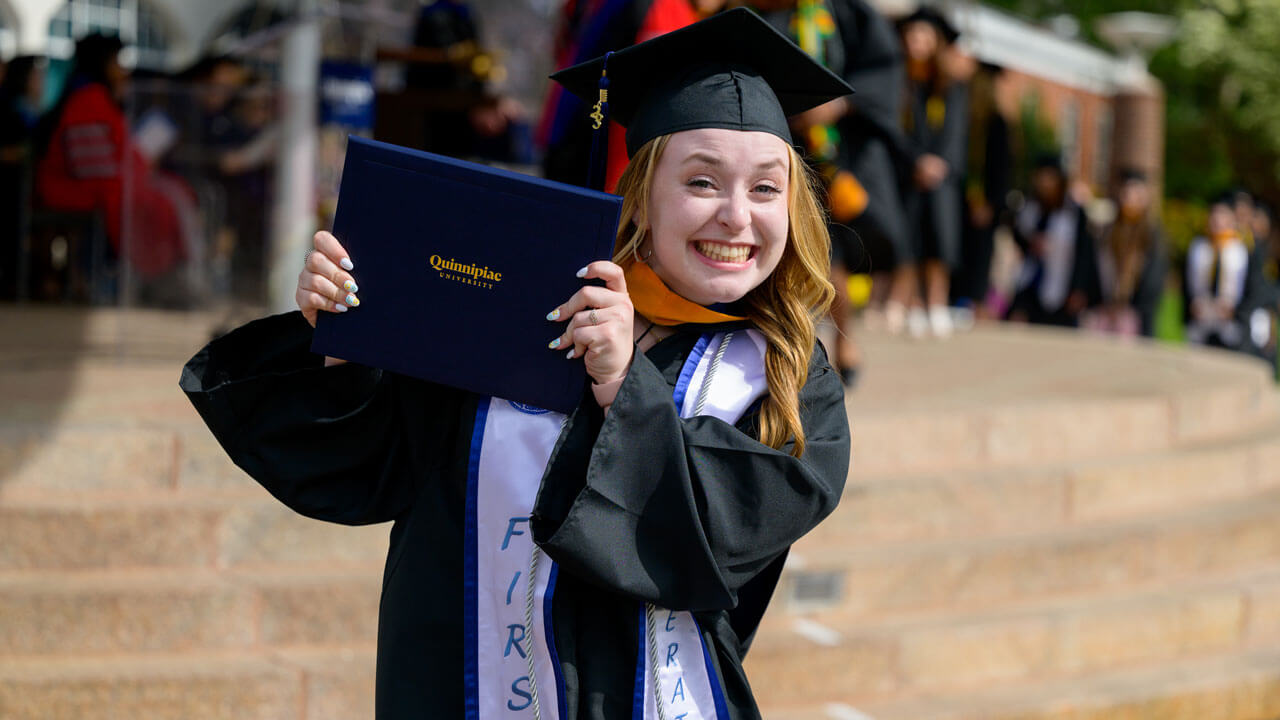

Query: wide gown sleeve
<box><xmin>179</xmin><ymin>311</ymin><xmax>455</xmax><ymax>526</ymax></box>
<box><xmin>531</xmin><ymin>341</ymin><xmax>851</xmax><ymax>612</ymax></box>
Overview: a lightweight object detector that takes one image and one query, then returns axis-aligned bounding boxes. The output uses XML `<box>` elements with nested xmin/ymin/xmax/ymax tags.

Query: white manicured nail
<box><xmin>340</xmin><ymin>258</ymin><xmax>354</xmax><ymax>271</ymax></box>
<box><xmin>333</xmin><ymin>303</ymin><xmax>347</xmax><ymax>313</ymax></box>
<box><xmin>575</xmin><ymin>266</ymin><xmax>588</xmax><ymax>278</ymax></box>
<box><xmin>566</xmin><ymin>348</ymin><xmax>575</xmax><ymax>359</ymax></box>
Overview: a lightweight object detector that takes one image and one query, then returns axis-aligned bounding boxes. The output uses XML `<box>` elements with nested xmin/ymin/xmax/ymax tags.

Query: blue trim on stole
<box><xmin>463</xmin><ymin>397</ymin><xmax>491</xmax><ymax>720</ymax></box>
<box><xmin>544</xmin><ymin>562</ymin><xmax>569</xmax><ymax>719</ymax></box>
<box><xmin>696</xmin><ymin>620</ymin><xmax>731</xmax><ymax>720</ymax></box>
<box><xmin>629</xmin><ymin>338</ymin><xmax>732</xmax><ymax>718</ymax></box>
<box><xmin>631</xmin><ymin>604</ymin><xmax>647</xmax><ymax>720</ymax></box>
<box><xmin>671</xmin><ymin>333</ymin><xmax>713</xmax><ymax>411</ymax></box>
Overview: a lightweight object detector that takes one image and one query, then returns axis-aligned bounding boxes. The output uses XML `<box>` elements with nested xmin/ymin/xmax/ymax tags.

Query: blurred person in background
<box><xmin>406</xmin><ymin>0</ymin><xmax>527</xmax><ymax>162</ymax></box>
<box><xmin>889</xmin><ymin>6</ymin><xmax>968</xmax><ymax>339</ymax></box>
<box><xmin>35</xmin><ymin>33</ymin><xmax>197</xmax><ymax>306</ymax></box>
<box><xmin>1185</xmin><ymin>193</ymin><xmax>1252</xmax><ymax>351</ymax></box>
<box><xmin>1239</xmin><ymin>194</ymin><xmax>1279</xmax><ymax>361</ymax></box>
<box><xmin>539</xmin><ymin>0</ymin><xmax>724</xmax><ymax>192</ymax></box>
<box><xmin>216</xmin><ymin>77</ymin><xmax>278</xmax><ymax>303</ymax></box>
<box><xmin>951</xmin><ymin>58</ymin><xmax>1011</xmax><ymax>325</ymax></box>
<box><xmin>753</xmin><ymin>0</ymin><xmax>910</xmax><ymax>385</ymax></box>
<box><xmin>1233</xmin><ymin>188</ymin><xmax>1258</xmax><ymax>249</ymax></box>
<box><xmin>1089</xmin><ymin>168</ymin><xmax>1167</xmax><ymax>337</ymax></box>
<box><xmin>0</xmin><ymin>55</ymin><xmax>47</xmax><ymax>299</ymax></box>
<box><xmin>177</xmin><ymin>56</ymin><xmax>276</xmax><ymax>304</ymax></box>
<box><xmin>1008</xmin><ymin>153</ymin><xmax>1101</xmax><ymax>327</ymax></box>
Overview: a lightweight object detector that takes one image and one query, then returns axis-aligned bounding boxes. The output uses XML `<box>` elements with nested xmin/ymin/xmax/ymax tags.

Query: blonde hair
<box><xmin>613</xmin><ymin>134</ymin><xmax>835</xmax><ymax>457</ymax></box>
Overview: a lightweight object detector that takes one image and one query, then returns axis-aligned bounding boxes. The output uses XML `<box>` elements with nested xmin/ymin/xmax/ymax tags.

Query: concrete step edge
<box><xmin>762</xmin><ymin>561</ymin><xmax>1280</xmax><ymax>646</ymax></box>
<box><xmin>795</xmin><ymin>485</ymin><xmax>1280</xmax><ymax>562</ymax></box>
<box><xmin>764</xmin><ymin>644</ymin><xmax>1280</xmax><ymax>720</ymax></box>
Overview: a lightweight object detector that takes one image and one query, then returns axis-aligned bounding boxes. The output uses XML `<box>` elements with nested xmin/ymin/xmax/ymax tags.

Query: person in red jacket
<box><xmin>37</xmin><ymin>33</ymin><xmax>193</xmax><ymax>299</ymax></box>
<box><xmin>538</xmin><ymin>0</ymin><xmax>725</xmax><ymax>193</ymax></box>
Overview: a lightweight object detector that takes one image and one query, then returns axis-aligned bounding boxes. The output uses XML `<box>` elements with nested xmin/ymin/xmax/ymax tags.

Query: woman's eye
<box><xmin>754</xmin><ymin>183</ymin><xmax>782</xmax><ymax>195</ymax></box>
<box><xmin>687</xmin><ymin>178</ymin><xmax>715</xmax><ymax>189</ymax></box>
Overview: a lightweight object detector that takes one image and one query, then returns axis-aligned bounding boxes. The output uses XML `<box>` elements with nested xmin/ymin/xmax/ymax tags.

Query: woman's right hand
<box><xmin>297</xmin><ymin>230</ymin><xmax>359</xmax><ymax>329</ymax></box>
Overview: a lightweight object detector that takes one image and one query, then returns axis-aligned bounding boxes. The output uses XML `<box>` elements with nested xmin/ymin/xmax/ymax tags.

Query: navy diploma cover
<box><xmin>312</xmin><ymin>136</ymin><xmax>623</xmax><ymax>414</ymax></box>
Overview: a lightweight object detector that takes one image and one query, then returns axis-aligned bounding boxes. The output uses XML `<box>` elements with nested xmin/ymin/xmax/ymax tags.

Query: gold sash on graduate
<box><xmin>623</xmin><ymin>261</ymin><xmax>748</xmax><ymax>327</ymax></box>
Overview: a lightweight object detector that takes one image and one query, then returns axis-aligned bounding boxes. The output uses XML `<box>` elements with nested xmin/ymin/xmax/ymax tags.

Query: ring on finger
<box><xmin>589</xmin><ymin>309</ymin><xmax>599</xmax><ymax>325</ymax></box>
<box><xmin>304</xmin><ymin>249</ymin><xmax>315</xmax><ymax>267</ymax></box>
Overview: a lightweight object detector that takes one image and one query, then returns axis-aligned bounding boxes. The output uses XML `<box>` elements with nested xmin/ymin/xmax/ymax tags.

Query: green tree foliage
<box><xmin>1173</xmin><ymin>0</ymin><xmax>1280</xmax><ymax>204</ymax></box>
<box><xmin>982</xmin><ymin>0</ymin><xmax>1280</xmax><ymax>208</ymax></box>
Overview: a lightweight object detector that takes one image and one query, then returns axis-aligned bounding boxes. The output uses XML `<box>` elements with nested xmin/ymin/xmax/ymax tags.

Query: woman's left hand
<box><xmin>547</xmin><ymin>261</ymin><xmax>634</xmax><ymax>385</ymax></box>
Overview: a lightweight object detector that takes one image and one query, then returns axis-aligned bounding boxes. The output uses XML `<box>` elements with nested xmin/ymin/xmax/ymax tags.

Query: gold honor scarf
<box><xmin>624</xmin><ymin>261</ymin><xmax>748</xmax><ymax>327</ymax></box>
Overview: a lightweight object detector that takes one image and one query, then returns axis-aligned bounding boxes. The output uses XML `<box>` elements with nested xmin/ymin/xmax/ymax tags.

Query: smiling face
<box><xmin>641</xmin><ymin>128</ymin><xmax>790</xmax><ymax>306</ymax></box>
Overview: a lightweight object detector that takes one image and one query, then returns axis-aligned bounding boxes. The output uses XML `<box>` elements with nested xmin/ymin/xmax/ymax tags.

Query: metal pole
<box><xmin>268</xmin><ymin>3</ymin><xmax>321</xmax><ymax>313</ymax></box>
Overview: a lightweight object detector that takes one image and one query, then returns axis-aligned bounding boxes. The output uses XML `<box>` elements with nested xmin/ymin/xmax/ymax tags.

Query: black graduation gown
<box><xmin>953</xmin><ymin>107</ymin><xmax>1012</xmax><ymax>305</ymax></box>
<box><xmin>179</xmin><ymin>311</ymin><xmax>851</xmax><ymax>719</ymax></box>
<box><xmin>1130</xmin><ymin>224</ymin><xmax>1169</xmax><ymax>338</ymax></box>
<box><xmin>830</xmin><ymin>0</ymin><xmax>912</xmax><ymax>272</ymax></box>
<box><xmin>1009</xmin><ymin>203</ymin><xmax>1103</xmax><ymax>327</ymax></box>
<box><xmin>760</xmin><ymin>0</ymin><xmax>910</xmax><ymax>274</ymax></box>
<box><xmin>901</xmin><ymin>80</ymin><xmax>969</xmax><ymax>267</ymax></box>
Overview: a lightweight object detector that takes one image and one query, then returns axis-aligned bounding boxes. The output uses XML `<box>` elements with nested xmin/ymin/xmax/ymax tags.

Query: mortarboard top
<box><xmin>897</xmin><ymin>6</ymin><xmax>960</xmax><ymax>44</ymax></box>
<box><xmin>550</xmin><ymin>7</ymin><xmax>854</xmax><ymax>157</ymax></box>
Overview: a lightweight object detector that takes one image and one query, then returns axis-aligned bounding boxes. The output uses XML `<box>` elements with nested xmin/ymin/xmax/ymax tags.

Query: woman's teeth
<box><xmin>695</xmin><ymin>242</ymin><xmax>751</xmax><ymax>263</ymax></box>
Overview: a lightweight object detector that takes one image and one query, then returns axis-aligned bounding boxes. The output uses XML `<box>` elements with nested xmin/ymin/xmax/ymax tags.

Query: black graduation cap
<box><xmin>550</xmin><ymin>7</ymin><xmax>854</xmax><ymax>187</ymax></box>
<box><xmin>897</xmin><ymin>6</ymin><xmax>960</xmax><ymax>44</ymax></box>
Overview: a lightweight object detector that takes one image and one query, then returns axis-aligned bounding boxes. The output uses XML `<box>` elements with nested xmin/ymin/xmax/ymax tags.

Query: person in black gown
<box><xmin>951</xmin><ymin>59</ymin><xmax>1012</xmax><ymax>321</ymax></box>
<box><xmin>1008</xmin><ymin>154</ymin><xmax>1101</xmax><ymax>327</ymax></box>
<box><xmin>753</xmin><ymin>0</ymin><xmax>911</xmax><ymax>384</ymax></box>
<box><xmin>181</xmin><ymin>10</ymin><xmax>851</xmax><ymax>719</ymax></box>
<box><xmin>888</xmin><ymin>7</ymin><xmax>968</xmax><ymax>338</ymax></box>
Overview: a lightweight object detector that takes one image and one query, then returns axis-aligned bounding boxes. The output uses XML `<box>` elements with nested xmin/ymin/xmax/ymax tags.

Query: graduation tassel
<box><xmin>585</xmin><ymin>51</ymin><xmax>613</xmax><ymax>192</ymax></box>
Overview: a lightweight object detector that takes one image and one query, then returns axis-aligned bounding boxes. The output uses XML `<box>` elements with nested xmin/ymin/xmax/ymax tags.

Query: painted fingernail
<box><xmin>340</xmin><ymin>258</ymin><xmax>354</xmax><ymax>271</ymax></box>
<box><xmin>546</xmin><ymin>308</ymin><xmax>561</xmax><ymax>321</ymax></box>
<box><xmin>343</xmin><ymin>279</ymin><xmax>358</xmax><ymax>293</ymax></box>
<box><xmin>566</xmin><ymin>348</ymin><xmax>576</xmax><ymax>359</ymax></box>
<box><xmin>548</xmin><ymin>337</ymin><xmax>562</xmax><ymax>349</ymax></box>
<box><xmin>345</xmin><ymin>293</ymin><xmax>359</xmax><ymax>307</ymax></box>
<box><xmin>575</xmin><ymin>266</ymin><xmax>589</xmax><ymax>278</ymax></box>
<box><xmin>333</xmin><ymin>303</ymin><xmax>348</xmax><ymax>313</ymax></box>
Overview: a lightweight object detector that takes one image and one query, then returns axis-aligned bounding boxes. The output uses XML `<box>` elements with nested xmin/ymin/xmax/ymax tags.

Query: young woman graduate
<box><xmin>180</xmin><ymin>9</ymin><xmax>852</xmax><ymax>720</ymax></box>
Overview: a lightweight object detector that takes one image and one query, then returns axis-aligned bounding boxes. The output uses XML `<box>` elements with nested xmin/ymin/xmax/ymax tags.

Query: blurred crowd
<box><xmin>3</xmin><ymin>0</ymin><xmax>1279</xmax><ymax>373</ymax></box>
<box><xmin>534</xmin><ymin>0</ymin><xmax>1280</xmax><ymax>381</ymax></box>
<box><xmin>0</xmin><ymin>34</ymin><xmax>281</xmax><ymax>307</ymax></box>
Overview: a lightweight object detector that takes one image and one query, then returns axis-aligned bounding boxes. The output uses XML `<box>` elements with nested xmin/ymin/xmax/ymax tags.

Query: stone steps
<box><xmin>746</xmin><ymin>565</ymin><xmax>1280</xmax><ymax>707</ymax></box>
<box><xmin>822</xmin><ymin>416</ymin><xmax>1280</xmax><ymax>544</ymax></box>
<box><xmin>7</xmin><ymin>308</ymin><xmax>1280</xmax><ymax>719</ymax></box>
<box><xmin>0</xmin><ymin>646</ymin><xmax>377</xmax><ymax>720</ymax></box>
<box><xmin>0</xmin><ymin>567</ymin><xmax>381</xmax><ymax>656</ymax></box>
<box><xmin>8</xmin><ymin>489</ymin><xmax>1280</xmax><ymax>658</ymax></box>
<box><xmin>0</xmin><ymin>492</ymin><xmax>389</xmax><ymax>571</ymax></box>
<box><xmin>779</xmin><ymin>487</ymin><xmax>1280</xmax><ymax>622</ymax></box>
<box><xmin>847</xmin><ymin>329</ymin><xmax>1279</xmax><ymax>476</ymax></box>
<box><xmin>7</xmin><ymin>410</ymin><xmax>1278</xmax><ymax>574</ymax></box>
<box><xmin>765</xmin><ymin>645</ymin><xmax>1280</xmax><ymax>720</ymax></box>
